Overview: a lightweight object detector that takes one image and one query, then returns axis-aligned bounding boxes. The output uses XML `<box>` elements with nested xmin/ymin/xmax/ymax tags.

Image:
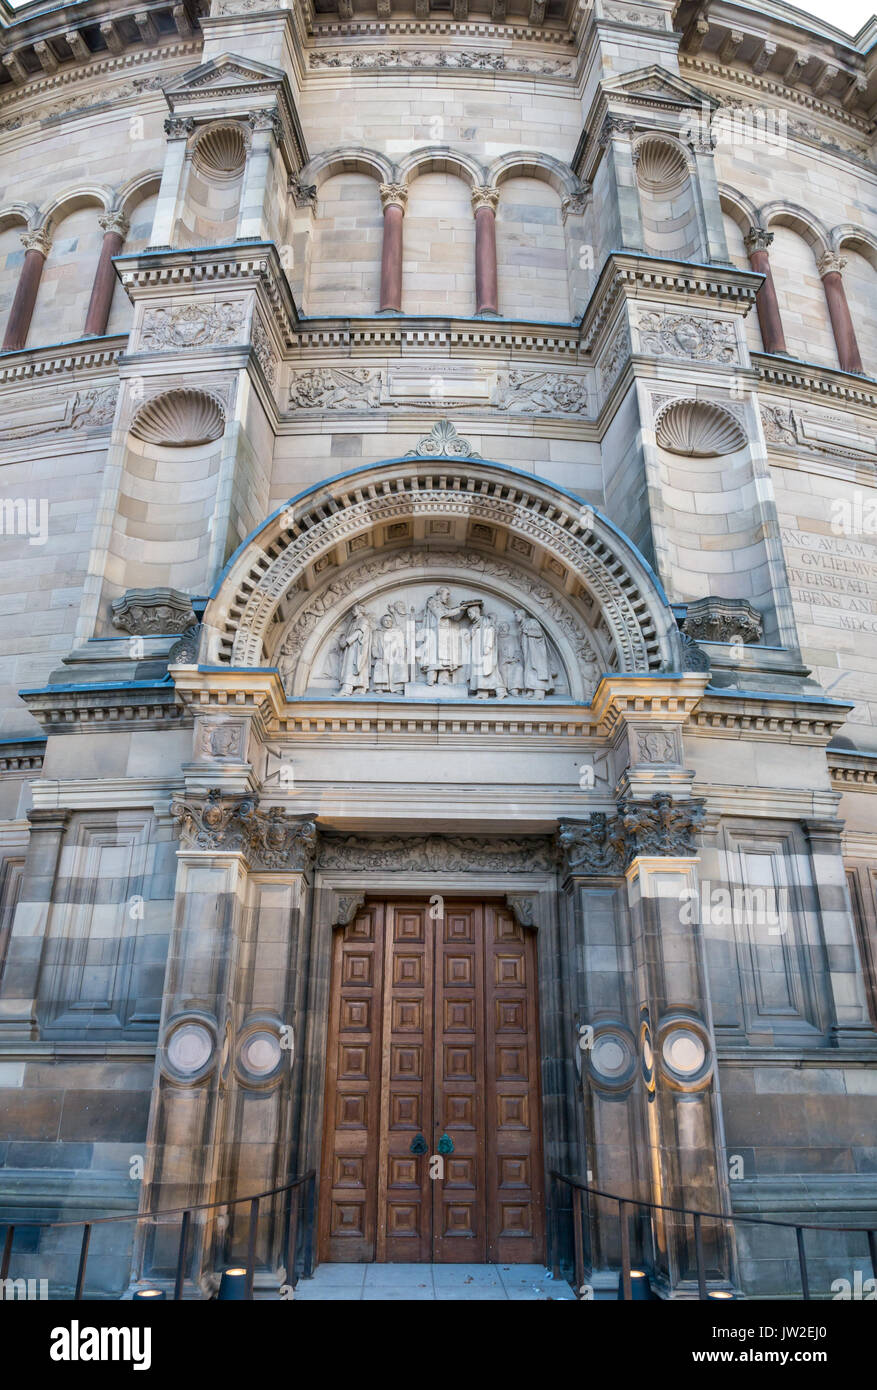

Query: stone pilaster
<box><xmin>0</xmin><ymin>809</ymin><xmax>69</xmax><ymax>1038</ymax></box>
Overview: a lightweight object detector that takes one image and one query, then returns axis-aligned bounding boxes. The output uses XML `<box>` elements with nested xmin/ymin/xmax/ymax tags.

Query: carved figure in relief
<box><xmin>372</xmin><ymin>612</ymin><xmax>408</xmax><ymax>693</ymax></box>
<box><xmin>497</xmin><ymin>620</ymin><xmax>524</xmax><ymax>696</ymax></box>
<box><xmin>420</xmin><ymin>587</ymin><xmax>475</xmax><ymax>685</ymax></box>
<box><xmin>514</xmin><ymin>609</ymin><xmax>554</xmax><ymax>699</ymax></box>
<box><xmin>467</xmin><ymin>604</ymin><xmax>506</xmax><ymax>699</ymax></box>
<box><xmin>338</xmin><ymin>603</ymin><xmax>373</xmax><ymax>695</ymax></box>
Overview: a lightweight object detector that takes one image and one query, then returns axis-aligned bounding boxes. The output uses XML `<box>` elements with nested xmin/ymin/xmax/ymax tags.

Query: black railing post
<box><xmin>245</xmin><ymin>1197</ymin><xmax>259</xmax><ymax>1300</ymax></box>
<box><xmin>693</xmin><ymin>1211</ymin><xmax>708</xmax><ymax>1299</ymax></box>
<box><xmin>74</xmin><ymin>1224</ymin><xmax>91</xmax><ymax>1301</ymax></box>
<box><xmin>174</xmin><ymin>1209</ymin><xmax>191</xmax><ymax>1301</ymax></box>
<box><xmin>868</xmin><ymin>1229</ymin><xmax>877</xmax><ymax>1284</ymax></box>
<box><xmin>796</xmin><ymin>1227</ymin><xmax>810</xmax><ymax>1300</ymax></box>
<box><xmin>572</xmin><ymin>1187</ymin><xmax>584</xmax><ymax>1295</ymax></box>
<box><xmin>303</xmin><ymin>1173</ymin><xmax>316</xmax><ymax>1277</ymax></box>
<box><xmin>1</xmin><ymin>1225</ymin><xmax>13</xmax><ymax>1282</ymax></box>
<box><xmin>286</xmin><ymin>1188</ymin><xmax>300</xmax><ymax>1290</ymax></box>
<box><xmin>619</xmin><ymin>1199</ymin><xmax>632</xmax><ymax>1301</ymax></box>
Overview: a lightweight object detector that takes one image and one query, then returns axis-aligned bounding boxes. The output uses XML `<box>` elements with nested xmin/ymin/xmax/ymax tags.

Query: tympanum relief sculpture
<box><xmin>287</xmin><ymin>584</ymin><xmax>566</xmax><ymax>700</ymax></box>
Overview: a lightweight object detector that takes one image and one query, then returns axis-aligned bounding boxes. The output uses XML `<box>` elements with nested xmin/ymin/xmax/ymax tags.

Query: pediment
<box><xmin>164</xmin><ymin>54</ymin><xmax>286</xmax><ymax>103</ymax></box>
<box><xmin>601</xmin><ymin>65</ymin><xmax>719</xmax><ymax>110</ymax></box>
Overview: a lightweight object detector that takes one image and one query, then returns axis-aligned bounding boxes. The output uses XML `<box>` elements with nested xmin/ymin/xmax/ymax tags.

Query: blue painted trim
<box><xmin>704</xmin><ymin>687</ymin><xmax>852</xmax><ymax>707</ymax></box>
<box><xmin>18</xmin><ymin>677</ymin><xmax>174</xmax><ymax>697</ymax></box>
<box><xmin>209</xmin><ymin>457</ymin><xmax>671</xmax><ymax>608</ymax></box>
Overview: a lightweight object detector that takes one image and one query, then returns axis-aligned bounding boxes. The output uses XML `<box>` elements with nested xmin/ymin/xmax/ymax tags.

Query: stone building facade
<box><xmin>0</xmin><ymin>0</ymin><xmax>875</xmax><ymax>1298</ymax></box>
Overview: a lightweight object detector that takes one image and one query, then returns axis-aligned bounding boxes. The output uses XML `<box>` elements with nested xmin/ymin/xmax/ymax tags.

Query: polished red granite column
<box><xmin>83</xmin><ymin>211</ymin><xmax>129</xmax><ymax>338</ymax></box>
<box><xmin>819</xmin><ymin>251</ymin><xmax>864</xmax><ymax>374</ymax></box>
<box><xmin>2</xmin><ymin>227</ymin><xmax>52</xmax><ymax>352</ymax></box>
<box><xmin>378</xmin><ymin>183</ymin><xmax>408</xmax><ymax>313</ymax></box>
<box><xmin>472</xmin><ymin>186</ymin><xmax>500</xmax><ymax>316</ymax></box>
<box><xmin>744</xmin><ymin>226</ymin><xmax>787</xmax><ymax>356</ymax></box>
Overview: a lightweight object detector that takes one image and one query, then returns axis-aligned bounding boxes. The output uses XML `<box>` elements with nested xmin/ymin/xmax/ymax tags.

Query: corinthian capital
<box><xmin>164</xmin><ymin>115</ymin><xmax>194</xmax><ymax>140</ymax></box>
<box><xmin>21</xmin><ymin>227</ymin><xmax>52</xmax><ymax>257</ymax></box>
<box><xmin>379</xmin><ymin>182</ymin><xmax>408</xmax><ymax>213</ymax></box>
<box><xmin>818</xmin><ymin>251</ymin><xmax>847</xmax><ymax>277</ymax></box>
<box><xmin>743</xmin><ymin>226</ymin><xmax>773</xmax><ymax>255</ymax></box>
<box><xmin>99</xmin><ymin>210</ymin><xmax>130</xmax><ymax>239</ymax></box>
<box><xmin>471</xmin><ymin>185</ymin><xmax>500</xmax><ymax>215</ymax></box>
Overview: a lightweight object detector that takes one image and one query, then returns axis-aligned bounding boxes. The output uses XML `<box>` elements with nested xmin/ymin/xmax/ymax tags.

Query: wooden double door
<box><xmin>319</xmin><ymin>899</ymin><xmax>545</xmax><ymax>1263</ymax></box>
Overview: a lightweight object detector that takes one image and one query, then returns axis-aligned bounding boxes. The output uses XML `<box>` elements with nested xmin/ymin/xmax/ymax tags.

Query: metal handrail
<box><xmin>551</xmin><ymin>1172</ymin><xmax>877</xmax><ymax>1302</ymax></box>
<box><xmin>0</xmin><ymin>1170</ymin><xmax>317</xmax><ymax>1301</ymax></box>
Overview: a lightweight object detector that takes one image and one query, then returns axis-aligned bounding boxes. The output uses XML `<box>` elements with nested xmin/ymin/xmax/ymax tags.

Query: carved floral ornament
<box><xmin>205</xmin><ymin>460</ymin><xmax>677</xmax><ymax>684</ymax></box>
<box><xmin>171</xmin><ymin>789</ymin><xmax>317</xmax><ymax>871</ymax></box>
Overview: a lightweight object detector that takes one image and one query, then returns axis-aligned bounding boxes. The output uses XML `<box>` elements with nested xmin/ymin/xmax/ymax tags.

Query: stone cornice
<box><xmin>0</xmin><ymin>37</ymin><xmax>201</xmax><ymax>118</ymax></box>
<box><xmin>579</xmin><ymin>253</ymin><xmax>759</xmax><ymax>358</ymax></box>
<box><xmin>291</xmin><ymin>318</ymin><xmax>583</xmax><ymax>359</ymax></box>
<box><xmin>690</xmin><ymin>690</ymin><xmax>853</xmax><ymax>746</ymax></box>
<box><xmin>18</xmin><ymin>679</ymin><xmax>189</xmax><ymax>733</ymax></box>
<box><xmin>307</xmin><ymin>20</ymin><xmax>575</xmax><ymax>46</ymax></box>
<box><xmin>115</xmin><ymin>243</ymin><xmax>300</xmax><ymax>343</ymax></box>
<box><xmin>753</xmin><ymin>354</ymin><xmax>877</xmax><ymax>408</ymax></box>
<box><xmin>589</xmin><ymin>673</ymin><xmax>710</xmax><ymax>738</ymax></box>
<box><xmin>829</xmin><ymin>751</ymin><xmax>877</xmax><ymax>790</ymax></box>
<box><xmin>680</xmin><ymin>55</ymin><xmax>872</xmax><ymax>137</ymax></box>
<box><xmin>0</xmin><ymin>738</ymin><xmax>46</xmax><ymax>776</ymax></box>
<box><xmin>0</xmin><ymin>337</ymin><xmax>124</xmax><ymax>386</ymax></box>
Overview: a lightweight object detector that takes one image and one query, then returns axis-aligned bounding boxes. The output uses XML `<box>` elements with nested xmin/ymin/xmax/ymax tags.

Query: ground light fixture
<box><xmin>132</xmin><ymin>1288</ymin><xmax>165</xmax><ymax>1301</ymax></box>
<box><xmin>707</xmin><ymin>1290</ymin><xmax>736</xmax><ymax>1300</ymax></box>
<box><xmin>218</xmin><ymin>1267</ymin><xmax>250</xmax><ymax>1301</ymax></box>
<box><xmin>618</xmin><ymin>1268</ymin><xmax>652</xmax><ymax>1300</ymax></box>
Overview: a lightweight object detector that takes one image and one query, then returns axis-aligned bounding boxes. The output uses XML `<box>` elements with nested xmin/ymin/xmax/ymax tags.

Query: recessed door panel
<box><xmin>319</xmin><ymin>899</ymin><xmax>544</xmax><ymax>1263</ymax></box>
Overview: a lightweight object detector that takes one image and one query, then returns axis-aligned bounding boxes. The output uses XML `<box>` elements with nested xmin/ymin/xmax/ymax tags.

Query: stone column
<box><xmin>471</xmin><ymin>185</ymin><xmax>500</xmax><ymax>316</ymax></box>
<box><xmin>378</xmin><ymin>183</ymin><xmax>407</xmax><ymax>313</ymax></box>
<box><xmin>686</xmin><ymin>139</ymin><xmax>729</xmax><ymax>264</ymax></box>
<box><xmin>237</xmin><ymin>111</ymin><xmax>281</xmax><ymax>242</ymax></box>
<box><xmin>148</xmin><ymin>116</ymin><xmax>193</xmax><ymax>249</ymax></box>
<box><xmin>0</xmin><ymin>808</ymin><xmax>69</xmax><ymax>1037</ymax></box>
<box><xmin>2</xmin><ymin>227</ymin><xmax>52</xmax><ymax>352</ymax></box>
<box><xmin>818</xmin><ymin>252</ymin><xmax>864</xmax><ymax>374</ymax></box>
<box><xmin>744</xmin><ymin>227</ymin><xmax>787</xmax><ymax>355</ymax></box>
<box><xmin>599</xmin><ymin>116</ymin><xmax>645</xmax><ymax>253</ymax></box>
<box><xmin>83</xmin><ymin>212</ymin><xmax>130</xmax><ymax>338</ymax></box>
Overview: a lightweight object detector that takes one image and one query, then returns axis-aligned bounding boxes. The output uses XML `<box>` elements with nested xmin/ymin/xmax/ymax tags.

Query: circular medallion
<box><xmin>166</xmin><ymin>1022</ymin><xmax>213</xmax><ymax>1077</ymax></box>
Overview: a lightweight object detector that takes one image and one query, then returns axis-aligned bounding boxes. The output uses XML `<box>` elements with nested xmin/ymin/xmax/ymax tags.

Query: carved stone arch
<box><xmin>40</xmin><ymin>185</ymin><xmax>115</xmax><ymax>234</ymax></box>
<box><xmin>832</xmin><ymin>224</ymin><xmax>877</xmax><ymax>271</ymax></box>
<box><xmin>203</xmin><ymin>458</ymin><xmax>680</xmax><ymax>684</ymax></box>
<box><xmin>718</xmin><ymin>186</ymin><xmax>759</xmax><ymax>235</ymax></box>
<box><xmin>487</xmin><ymin>152</ymin><xmax>581</xmax><ymax>200</ymax></box>
<box><xmin>116</xmin><ymin>173</ymin><xmax>162</xmax><ymax>226</ymax></box>
<box><xmin>760</xmin><ymin>203</ymin><xmax>832</xmax><ymax>258</ymax></box>
<box><xmin>299</xmin><ymin>147</ymin><xmax>395</xmax><ymax>190</ymax></box>
<box><xmin>396</xmin><ymin>147</ymin><xmax>487</xmax><ymax>188</ymax></box>
<box><xmin>0</xmin><ymin>203</ymin><xmax>37</xmax><ymax>233</ymax></box>
<box><xmin>271</xmin><ymin>549</ymin><xmax>609</xmax><ymax>702</ymax></box>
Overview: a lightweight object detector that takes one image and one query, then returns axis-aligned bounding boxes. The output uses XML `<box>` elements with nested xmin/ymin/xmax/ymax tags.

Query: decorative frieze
<box><xmin>0</xmin><ymin>385</ymin><xmax>117</xmax><ymax>441</ymax></box>
<box><xmin>140</xmin><ymin>302</ymin><xmax>246</xmax><ymax>352</ymax></box>
<box><xmin>637</xmin><ymin>312</ymin><xmax>738</xmax><ymax>363</ymax></box>
<box><xmin>317</xmin><ymin>832</ymin><xmax>556</xmax><ymax>872</ymax></box>
<box><xmin>251</xmin><ymin>317</ymin><xmax>278</xmax><ymax>388</ymax></box>
<box><xmin>287</xmin><ymin>367</ymin><xmax>381</xmax><ymax>409</ymax></box>
<box><xmin>494</xmin><ymin>370</ymin><xmax>590</xmax><ymax>416</ymax></box>
<box><xmin>308</xmin><ymin>50</ymin><xmax>574</xmax><ymax>76</ymax></box>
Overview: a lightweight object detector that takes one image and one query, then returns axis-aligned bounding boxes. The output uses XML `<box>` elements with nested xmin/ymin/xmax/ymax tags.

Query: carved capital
<box><xmin>172</xmin><ymin>788</ymin><xmax>317</xmax><ymax>871</ymax></box>
<box><xmin>743</xmin><ymin>226</ymin><xmax>773</xmax><ymax>255</ymax></box>
<box><xmin>99</xmin><ymin>210</ymin><xmax>130</xmax><ymax>239</ymax></box>
<box><xmin>471</xmin><ymin>185</ymin><xmax>500</xmax><ymax>215</ymax></box>
<box><xmin>818</xmin><ymin>251</ymin><xmax>847</xmax><ymax>278</ymax></box>
<box><xmin>247</xmin><ymin>107</ymin><xmax>283</xmax><ymax>140</ymax></box>
<box><xmin>164</xmin><ymin>115</ymin><xmax>194</xmax><ymax>140</ymax></box>
<box><xmin>599</xmin><ymin>114</ymin><xmax>637</xmax><ymax>147</ymax></box>
<box><xmin>617</xmin><ymin>792</ymin><xmax>705</xmax><ymax>865</ymax></box>
<box><xmin>21</xmin><ymin>227</ymin><xmax>52</xmax><ymax>257</ymax></box>
<box><xmin>558</xmin><ymin>815</ymin><xmax>625</xmax><ymax>877</ymax></box>
<box><xmin>290</xmin><ymin>176</ymin><xmax>318</xmax><ymax>210</ymax></box>
<box><xmin>379</xmin><ymin>182</ymin><xmax>409</xmax><ymax>213</ymax></box>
